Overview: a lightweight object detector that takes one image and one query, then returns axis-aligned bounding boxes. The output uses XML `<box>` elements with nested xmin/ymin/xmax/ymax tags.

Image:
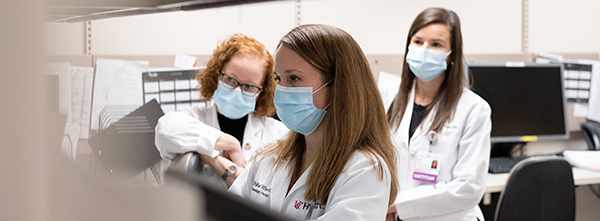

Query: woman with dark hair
<box><xmin>385</xmin><ymin>7</ymin><xmax>492</xmax><ymax>221</ymax></box>
<box><xmin>155</xmin><ymin>34</ymin><xmax>288</xmax><ymax>186</ymax></box>
<box><xmin>229</xmin><ymin>24</ymin><xmax>398</xmax><ymax>220</ymax></box>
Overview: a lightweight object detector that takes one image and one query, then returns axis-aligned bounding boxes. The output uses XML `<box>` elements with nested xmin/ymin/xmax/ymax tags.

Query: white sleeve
<box><xmin>395</xmin><ymin>101</ymin><xmax>492</xmax><ymax>219</ymax></box>
<box><xmin>378</xmin><ymin>76</ymin><xmax>401</xmax><ymax>111</ymax></box>
<box><xmin>154</xmin><ymin>110</ymin><xmax>223</xmax><ymax>160</ymax></box>
<box><xmin>316</xmin><ymin>154</ymin><xmax>392</xmax><ymax>221</ymax></box>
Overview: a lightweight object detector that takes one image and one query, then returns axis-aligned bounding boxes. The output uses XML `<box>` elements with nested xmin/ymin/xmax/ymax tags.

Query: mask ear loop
<box><xmin>445</xmin><ymin>50</ymin><xmax>453</xmax><ymax>65</ymax></box>
<box><xmin>312</xmin><ymin>79</ymin><xmax>334</xmax><ymax>110</ymax></box>
<box><xmin>311</xmin><ymin>79</ymin><xmax>333</xmax><ymax>95</ymax></box>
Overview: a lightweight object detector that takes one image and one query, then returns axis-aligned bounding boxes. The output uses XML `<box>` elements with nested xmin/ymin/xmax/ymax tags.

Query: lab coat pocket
<box><xmin>438</xmin><ymin>124</ymin><xmax>461</xmax><ymax>148</ymax></box>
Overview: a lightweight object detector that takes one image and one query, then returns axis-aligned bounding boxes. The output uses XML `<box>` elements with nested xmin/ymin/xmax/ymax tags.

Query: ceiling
<box><xmin>47</xmin><ymin>0</ymin><xmax>280</xmax><ymax>23</ymax></box>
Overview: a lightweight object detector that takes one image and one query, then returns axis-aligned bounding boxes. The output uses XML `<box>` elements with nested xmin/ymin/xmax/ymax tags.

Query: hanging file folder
<box><xmin>88</xmin><ymin>99</ymin><xmax>164</xmax><ymax>180</ymax></box>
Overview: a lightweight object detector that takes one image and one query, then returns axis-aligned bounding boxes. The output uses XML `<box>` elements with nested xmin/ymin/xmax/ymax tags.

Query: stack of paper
<box><xmin>70</xmin><ymin>66</ymin><xmax>94</xmax><ymax>139</ymax></box>
<box><xmin>91</xmin><ymin>59</ymin><xmax>149</xmax><ymax>133</ymax></box>
<box><xmin>563</xmin><ymin>150</ymin><xmax>600</xmax><ymax>172</ymax></box>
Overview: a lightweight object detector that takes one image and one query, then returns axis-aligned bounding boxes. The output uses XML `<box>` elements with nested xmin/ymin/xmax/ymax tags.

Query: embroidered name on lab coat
<box><xmin>293</xmin><ymin>200</ymin><xmax>325</xmax><ymax>210</ymax></box>
<box><xmin>444</xmin><ymin>125</ymin><xmax>460</xmax><ymax>130</ymax></box>
<box><xmin>252</xmin><ymin>181</ymin><xmax>271</xmax><ymax>197</ymax></box>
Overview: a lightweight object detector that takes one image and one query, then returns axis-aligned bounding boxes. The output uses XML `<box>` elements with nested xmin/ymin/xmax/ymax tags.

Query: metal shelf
<box><xmin>47</xmin><ymin>0</ymin><xmax>281</xmax><ymax>23</ymax></box>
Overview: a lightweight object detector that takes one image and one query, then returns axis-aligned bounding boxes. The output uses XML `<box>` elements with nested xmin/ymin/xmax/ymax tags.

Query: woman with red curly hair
<box><xmin>155</xmin><ymin>34</ymin><xmax>288</xmax><ymax>186</ymax></box>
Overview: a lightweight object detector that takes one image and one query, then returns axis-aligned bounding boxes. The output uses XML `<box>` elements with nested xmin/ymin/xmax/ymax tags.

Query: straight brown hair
<box><xmin>259</xmin><ymin>24</ymin><xmax>398</xmax><ymax>205</ymax></box>
<box><xmin>387</xmin><ymin>7</ymin><xmax>468</xmax><ymax>133</ymax></box>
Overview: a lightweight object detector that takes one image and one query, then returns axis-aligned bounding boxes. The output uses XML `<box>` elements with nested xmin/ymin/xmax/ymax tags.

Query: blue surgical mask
<box><xmin>274</xmin><ymin>80</ymin><xmax>331</xmax><ymax>135</ymax></box>
<box><xmin>213</xmin><ymin>80</ymin><xmax>257</xmax><ymax>119</ymax></box>
<box><xmin>406</xmin><ymin>45</ymin><xmax>452</xmax><ymax>82</ymax></box>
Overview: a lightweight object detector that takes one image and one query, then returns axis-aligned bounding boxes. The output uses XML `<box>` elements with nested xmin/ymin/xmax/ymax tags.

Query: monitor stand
<box><xmin>491</xmin><ymin>142</ymin><xmax>526</xmax><ymax>158</ymax></box>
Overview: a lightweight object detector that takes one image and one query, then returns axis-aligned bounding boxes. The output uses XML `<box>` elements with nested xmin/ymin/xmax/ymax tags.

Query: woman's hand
<box><xmin>386</xmin><ymin>204</ymin><xmax>397</xmax><ymax>221</ymax></box>
<box><xmin>214</xmin><ymin>133</ymin><xmax>246</xmax><ymax>168</ymax></box>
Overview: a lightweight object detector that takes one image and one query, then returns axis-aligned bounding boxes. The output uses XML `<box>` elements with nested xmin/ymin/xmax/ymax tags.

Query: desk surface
<box><xmin>486</xmin><ymin>167</ymin><xmax>600</xmax><ymax>194</ymax></box>
<box><xmin>483</xmin><ymin>167</ymin><xmax>600</xmax><ymax>205</ymax></box>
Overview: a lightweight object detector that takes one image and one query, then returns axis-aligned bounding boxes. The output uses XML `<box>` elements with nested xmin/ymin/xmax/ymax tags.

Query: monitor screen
<box><xmin>468</xmin><ymin>63</ymin><xmax>569</xmax><ymax>143</ymax></box>
<box><xmin>165</xmin><ymin>170</ymin><xmax>298</xmax><ymax>221</ymax></box>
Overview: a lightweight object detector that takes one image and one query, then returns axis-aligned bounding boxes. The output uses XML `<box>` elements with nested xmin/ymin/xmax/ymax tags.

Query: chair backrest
<box><xmin>495</xmin><ymin>157</ymin><xmax>575</xmax><ymax>221</ymax></box>
<box><xmin>168</xmin><ymin>152</ymin><xmax>203</xmax><ymax>174</ymax></box>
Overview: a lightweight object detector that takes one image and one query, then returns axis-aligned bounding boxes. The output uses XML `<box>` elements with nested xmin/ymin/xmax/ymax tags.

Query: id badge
<box><xmin>412</xmin><ymin>152</ymin><xmax>441</xmax><ymax>183</ymax></box>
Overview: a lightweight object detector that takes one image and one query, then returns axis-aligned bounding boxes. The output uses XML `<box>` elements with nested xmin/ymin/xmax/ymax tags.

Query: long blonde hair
<box><xmin>388</xmin><ymin>7</ymin><xmax>468</xmax><ymax>132</ymax></box>
<box><xmin>259</xmin><ymin>24</ymin><xmax>398</xmax><ymax>205</ymax></box>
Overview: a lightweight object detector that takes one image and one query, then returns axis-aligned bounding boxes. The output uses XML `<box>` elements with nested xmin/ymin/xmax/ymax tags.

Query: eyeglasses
<box><xmin>274</xmin><ymin>75</ymin><xmax>281</xmax><ymax>84</ymax></box>
<box><xmin>220</xmin><ymin>71</ymin><xmax>262</xmax><ymax>96</ymax></box>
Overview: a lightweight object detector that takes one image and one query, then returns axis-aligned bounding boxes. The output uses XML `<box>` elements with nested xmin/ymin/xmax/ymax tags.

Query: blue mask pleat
<box><xmin>274</xmin><ymin>84</ymin><xmax>328</xmax><ymax>135</ymax></box>
<box><xmin>213</xmin><ymin>81</ymin><xmax>257</xmax><ymax>119</ymax></box>
<box><xmin>406</xmin><ymin>45</ymin><xmax>451</xmax><ymax>82</ymax></box>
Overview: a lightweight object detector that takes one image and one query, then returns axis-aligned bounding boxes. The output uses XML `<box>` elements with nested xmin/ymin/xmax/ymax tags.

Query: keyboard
<box><xmin>488</xmin><ymin>156</ymin><xmax>530</xmax><ymax>174</ymax></box>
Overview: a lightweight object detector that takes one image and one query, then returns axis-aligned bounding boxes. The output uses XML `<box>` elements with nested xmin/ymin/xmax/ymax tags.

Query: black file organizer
<box><xmin>88</xmin><ymin>99</ymin><xmax>164</xmax><ymax>180</ymax></box>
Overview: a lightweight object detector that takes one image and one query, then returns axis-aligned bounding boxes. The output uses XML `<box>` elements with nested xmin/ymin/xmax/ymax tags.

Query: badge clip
<box><xmin>427</xmin><ymin>131</ymin><xmax>437</xmax><ymax>152</ymax></box>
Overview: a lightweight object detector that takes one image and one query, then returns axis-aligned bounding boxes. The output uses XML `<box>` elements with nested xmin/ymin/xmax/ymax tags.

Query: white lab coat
<box><xmin>229</xmin><ymin>151</ymin><xmax>392</xmax><ymax>220</ymax></box>
<box><xmin>154</xmin><ymin>102</ymin><xmax>289</xmax><ymax>161</ymax></box>
<box><xmin>377</xmin><ymin>71</ymin><xmax>402</xmax><ymax>111</ymax></box>
<box><xmin>384</xmin><ymin>86</ymin><xmax>491</xmax><ymax>221</ymax></box>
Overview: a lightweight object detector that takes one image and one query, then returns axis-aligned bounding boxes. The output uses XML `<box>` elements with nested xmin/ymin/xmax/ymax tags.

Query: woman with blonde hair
<box><xmin>229</xmin><ymin>24</ymin><xmax>398</xmax><ymax>220</ymax></box>
<box><xmin>155</xmin><ymin>34</ymin><xmax>288</xmax><ymax>186</ymax></box>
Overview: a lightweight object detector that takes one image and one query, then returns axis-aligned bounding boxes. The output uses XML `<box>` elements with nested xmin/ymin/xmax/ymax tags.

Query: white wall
<box><xmin>92</xmin><ymin>1</ymin><xmax>295</xmax><ymax>55</ymax></box>
<box><xmin>44</xmin><ymin>0</ymin><xmax>600</xmax><ymax>56</ymax></box>
<box><xmin>41</xmin><ymin>0</ymin><xmax>520</xmax><ymax>56</ymax></box>
<box><xmin>45</xmin><ymin>22</ymin><xmax>86</xmax><ymax>55</ymax></box>
<box><xmin>528</xmin><ymin>0</ymin><xmax>600</xmax><ymax>53</ymax></box>
<box><xmin>300</xmin><ymin>0</ymin><xmax>522</xmax><ymax>54</ymax></box>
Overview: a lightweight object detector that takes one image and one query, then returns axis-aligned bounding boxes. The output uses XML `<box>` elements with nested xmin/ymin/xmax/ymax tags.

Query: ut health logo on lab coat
<box><xmin>293</xmin><ymin>200</ymin><xmax>324</xmax><ymax>210</ymax></box>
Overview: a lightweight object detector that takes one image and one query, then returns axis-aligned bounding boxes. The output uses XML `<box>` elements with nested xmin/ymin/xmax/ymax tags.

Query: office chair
<box><xmin>494</xmin><ymin>156</ymin><xmax>575</xmax><ymax>221</ymax></box>
<box><xmin>166</xmin><ymin>152</ymin><xmax>228</xmax><ymax>190</ymax></box>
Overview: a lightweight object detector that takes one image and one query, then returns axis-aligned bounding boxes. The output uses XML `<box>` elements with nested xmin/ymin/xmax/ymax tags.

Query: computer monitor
<box><xmin>468</xmin><ymin>62</ymin><xmax>569</xmax><ymax>143</ymax></box>
<box><xmin>165</xmin><ymin>170</ymin><xmax>298</xmax><ymax>221</ymax></box>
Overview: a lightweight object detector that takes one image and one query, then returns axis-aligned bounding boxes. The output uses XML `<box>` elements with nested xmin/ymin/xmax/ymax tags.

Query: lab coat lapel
<box><xmin>287</xmin><ymin>163</ymin><xmax>311</xmax><ymax>197</ymax></box>
<box><xmin>409</xmin><ymin>91</ymin><xmax>437</xmax><ymax>154</ymax></box>
<box><xmin>400</xmin><ymin>86</ymin><xmax>415</xmax><ymax>152</ymax></box>
<box><xmin>270</xmin><ymin>163</ymin><xmax>291</xmax><ymax>212</ymax></box>
<box><xmin>244</xmin><ymin>113</ymin><xmax>265</xmax><ymax>145</ymax></box>
<box><xmin>205</xmin><ymin>102</ymin><xmax>220</xmax><ymax>130</ymax></box>
<box><xmin>271</xmin><ymin>163</ymin><xmax>311</xmax><ymax>213</ymax></box>
<box><xmin>242</xmin><ymin>113</ymin><xmax>265</xmax><ymax>159</ymax></box>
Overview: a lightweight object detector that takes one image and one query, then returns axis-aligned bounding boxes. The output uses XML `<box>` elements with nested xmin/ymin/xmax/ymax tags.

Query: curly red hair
<box><xmin>196</xmin><ymin>34</ymin><xmax>276</xmax><ymax>117</ymax></box>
